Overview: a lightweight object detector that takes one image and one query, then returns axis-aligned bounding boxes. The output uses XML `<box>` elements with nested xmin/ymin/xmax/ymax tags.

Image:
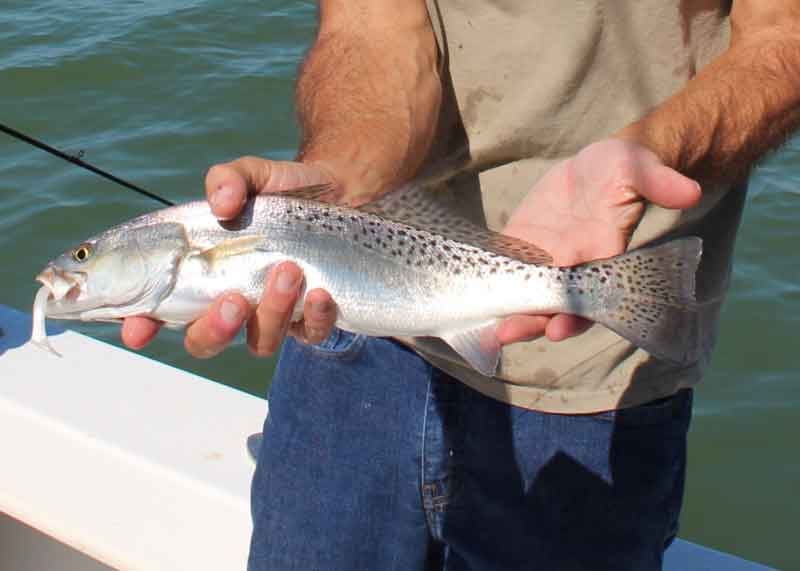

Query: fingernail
<box><xmin>220</xmin><ymin>299</ymin><xmax>242</xmax><ymax>325</ymax></box>
<box><xmin>275</xmin><ymin>270</ymin><xmax>298</xmax><ymax>294</ymax></box>
<box><xmin>210</xmin><ymin>186</ymin><xmax>242</xmax><ymax>216</ymax></box>
<box><xmin>619</xmin><ymin>185</ymin><xmax>638</xmax><ymax>202</ymax></box>
<box><xmin>310</xmin><ymin>299</ymin><xmax>331</xmax><ymax>314</ymax></box>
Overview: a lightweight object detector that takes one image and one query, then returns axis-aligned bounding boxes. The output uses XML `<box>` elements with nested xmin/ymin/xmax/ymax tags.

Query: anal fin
<box><xmin>439</xmin><ymin>321</ymin><xmax>501</xmax><ymax>377</ymax></box>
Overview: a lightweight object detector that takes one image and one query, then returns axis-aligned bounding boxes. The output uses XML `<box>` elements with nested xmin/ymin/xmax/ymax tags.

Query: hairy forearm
<box><xmin>618</xmin><ymin>23</ymin><xmax>800</xmax><ymax>185</ymax></box>
<box><xmin>295</xmin><ymin>3</ymin><xmax>441</xmax><ymax>203</ymax></box>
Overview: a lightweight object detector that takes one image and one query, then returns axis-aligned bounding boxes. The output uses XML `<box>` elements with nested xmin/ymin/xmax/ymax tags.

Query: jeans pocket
<box><xmin>591</xmin><ymin>389</ymin><xmax>693</xmax><ymax>427</ymax></box>
<box><xmin>306</xmin><ymin>327</ymin><xmax>367</xmax><ymax>360</ymax></box>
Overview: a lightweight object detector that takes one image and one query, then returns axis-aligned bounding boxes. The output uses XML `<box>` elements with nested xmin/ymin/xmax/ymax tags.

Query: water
<box><xmin>1</xmin><ymin>2</ymin><xmax>797</xmax><ymax>568</ymax></box>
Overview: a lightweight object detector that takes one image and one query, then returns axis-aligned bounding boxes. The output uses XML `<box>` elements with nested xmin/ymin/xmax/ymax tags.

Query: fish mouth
<box><xmin>35</xmin><ymin>266</ymin><xmax>86</xmax><ymax>304</ymax></box>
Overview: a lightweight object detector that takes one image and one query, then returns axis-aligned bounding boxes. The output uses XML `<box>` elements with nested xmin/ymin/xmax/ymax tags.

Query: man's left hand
<box><xmin>497</xmin><ymin>138</ymin><xmax>702</xmax><ymax>345</ymax></box>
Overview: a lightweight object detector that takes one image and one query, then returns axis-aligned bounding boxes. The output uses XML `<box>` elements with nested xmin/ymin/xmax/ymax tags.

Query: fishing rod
<box><xmin>0</xmin><ymin>122</ymin><xmax>175</xmax><ymax>207</ymax></box>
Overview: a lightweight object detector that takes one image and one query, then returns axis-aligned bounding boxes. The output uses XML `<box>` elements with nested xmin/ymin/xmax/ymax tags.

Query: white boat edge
<box><xmin>0</xmin><ymin>304</ymin><xmax>776</xmax><ymax>570</ymax></box>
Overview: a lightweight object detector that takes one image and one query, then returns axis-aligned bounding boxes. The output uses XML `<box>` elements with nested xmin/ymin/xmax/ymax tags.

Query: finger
<box><xmin>299</xmin><ymin>288</ymin><xmax>336</xmax><ymax>344</ymax></box>
<box><xmin>637</xmin><ymin>164</ymin><xmax>702</xmax><ymax>210</ymax></box>
<box><xmin>184</xmin><ymin>293</ymin><xmax>251</xmax><ymax>358</ymax></box>
<box><xmin>121</xmin><ymin>317</ymin><xmax>162</xmax><ymax>350</ymax></box>
<box><xmin>206</xmin><ymin>157</ymin><xmax>334</xmax><ymax>220</ymax></box>
<box><xmin>247</xmin><ymin>261</ymin><xmax>304</xmax><ymax>357</ymax></box>
<box><xmin>496</xmin><ymin>314</ymin><xmax>551</xmax><ymax>346</ymax></box>
<box><xmin>545</xmin><ymin>314</ymin><xmax>593</xmax><ymax>342</ymax></box>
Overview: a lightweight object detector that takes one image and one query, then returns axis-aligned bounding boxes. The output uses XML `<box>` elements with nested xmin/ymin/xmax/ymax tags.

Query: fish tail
<box><xmin>579</xmin><ymin>237</ymin><xmax>703</xmax><ymax>365</ymax></box>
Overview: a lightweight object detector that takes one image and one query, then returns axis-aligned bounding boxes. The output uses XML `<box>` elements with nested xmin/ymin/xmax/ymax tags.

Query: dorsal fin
<box><xmin>261</xmin><ymin>183</ymin><xmax>337</xmax><ymax>202</ymax></box>
<box><xmin>360</xmin><ymin>183</ymin><xmax>553</xmax><ymax>265</ymax></box>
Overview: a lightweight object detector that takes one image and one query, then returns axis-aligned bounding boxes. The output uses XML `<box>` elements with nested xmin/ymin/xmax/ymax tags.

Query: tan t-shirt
<box><xmin>414</xmin><ymin>1</ymin><xmax>744</xmax><ymax>413</ymax></box>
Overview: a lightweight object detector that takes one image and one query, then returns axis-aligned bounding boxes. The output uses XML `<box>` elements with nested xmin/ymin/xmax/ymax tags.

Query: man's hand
<box><xmin>121</xmin><ymin>158</ymin><xmax>339</xmax><ymax>358</ymax></box>
<box><xmin>496</xmin><ymin>138</ymin><xmax>702</xmax><ymax>346</ymax></box>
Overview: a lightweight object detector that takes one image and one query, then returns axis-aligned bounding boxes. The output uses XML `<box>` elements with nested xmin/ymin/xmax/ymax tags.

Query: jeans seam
<box><xmin>420</xmin><ymin>367</ymin><xmax>440</xmax><ymax>542</ymax></box>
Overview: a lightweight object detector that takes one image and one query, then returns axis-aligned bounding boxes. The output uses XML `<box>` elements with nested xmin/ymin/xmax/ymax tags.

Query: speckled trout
<box><xmin>31</xmin><ymin>184</ymin><xmax>702</xmax><ymax>374</ymax></box>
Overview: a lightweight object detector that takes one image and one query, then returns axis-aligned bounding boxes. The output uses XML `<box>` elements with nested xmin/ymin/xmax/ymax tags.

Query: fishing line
<box><xmin>1</xmin><ymin>122</ymin><xmax>175</xmax><ymax>207</ymax></box>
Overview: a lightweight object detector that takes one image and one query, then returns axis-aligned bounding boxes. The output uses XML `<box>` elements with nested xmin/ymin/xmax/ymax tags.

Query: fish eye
<box><xmin>72</xmin><ymin>244</ymin><xmax>92</xmax><ymax>263</ymax></box>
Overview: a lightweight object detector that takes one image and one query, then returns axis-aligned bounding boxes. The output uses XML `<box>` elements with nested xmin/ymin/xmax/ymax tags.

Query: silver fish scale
<box><xmin>269</xmin><ymin>196</ymin><xmax>550</xmax><ymax>281</ymax></box>
<box><xmin>150</xmin><ymin>193</ymin><xmax>622</xmax><ymax>328</ymax></box>
<box><xmin>180</xmin><ymin>195</ymin><xmax>570</xmax><ymax>338</ymax></box>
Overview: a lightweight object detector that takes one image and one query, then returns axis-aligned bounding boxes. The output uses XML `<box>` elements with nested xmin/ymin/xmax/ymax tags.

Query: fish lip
<box><xmin>35</xmin><ymin>266</ymin><xmax>86</xmax><ymax>302</ymax></box>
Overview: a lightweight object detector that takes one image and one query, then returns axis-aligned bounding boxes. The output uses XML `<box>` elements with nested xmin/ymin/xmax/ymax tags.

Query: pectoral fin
<box><xmin>439</xmin><ymin>321</ymin><xmax>501</xmax><ymax>377</ymax></box>
<box><xmin>196</xmin><ymin>236</ymin><xmax>268</xmax><ymax>265</ymax></box>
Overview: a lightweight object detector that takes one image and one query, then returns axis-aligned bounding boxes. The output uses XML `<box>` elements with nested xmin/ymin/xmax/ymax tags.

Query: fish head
<box><xmin>36</xmin><ymin>221</ymin><xmax>190</xmax><ymax>321</ymax></box>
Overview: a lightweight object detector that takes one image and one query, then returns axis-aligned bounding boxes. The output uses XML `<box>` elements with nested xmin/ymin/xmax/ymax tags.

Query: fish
<box><xmin>31</xmin><ymin>184</ymin><xmax>702</xmax><ymax>375</ymax></box>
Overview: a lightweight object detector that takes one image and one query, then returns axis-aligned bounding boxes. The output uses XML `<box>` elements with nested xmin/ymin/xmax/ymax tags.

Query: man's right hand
<box><xmin>121</xmin><ymin>157</ymin><xmax>340</xmax><ymax>358</ymax></box>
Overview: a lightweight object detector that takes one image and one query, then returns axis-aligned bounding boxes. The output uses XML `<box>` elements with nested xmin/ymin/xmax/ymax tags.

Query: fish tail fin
<box><xmin>580</xmin><ymin>237</ymin><xmax>703</xmax><ymax>365</ymax></box>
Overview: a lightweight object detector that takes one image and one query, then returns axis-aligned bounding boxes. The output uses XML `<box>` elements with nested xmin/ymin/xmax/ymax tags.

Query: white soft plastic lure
<box><xmin>31</xmin><ymin>285</ymin><xmax>61</xmax><ymax>356</ymax></box>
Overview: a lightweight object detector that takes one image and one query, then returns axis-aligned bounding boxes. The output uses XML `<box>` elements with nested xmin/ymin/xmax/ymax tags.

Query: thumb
<box><xmin>205</xmin><ymin>157</ymin><xmax>333</xmax><ymax>220</ymax></box>
<box><xmin>637</xmin><ymin>163</ymin><xmax>702</xmax><ymax>210</ymax></box>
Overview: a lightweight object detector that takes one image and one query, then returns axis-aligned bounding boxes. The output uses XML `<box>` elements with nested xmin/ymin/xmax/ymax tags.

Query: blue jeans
<box><xmin>249</xmin><ymin>330</ymin><xmax>692</xmax><ymax>571</ymax></box>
